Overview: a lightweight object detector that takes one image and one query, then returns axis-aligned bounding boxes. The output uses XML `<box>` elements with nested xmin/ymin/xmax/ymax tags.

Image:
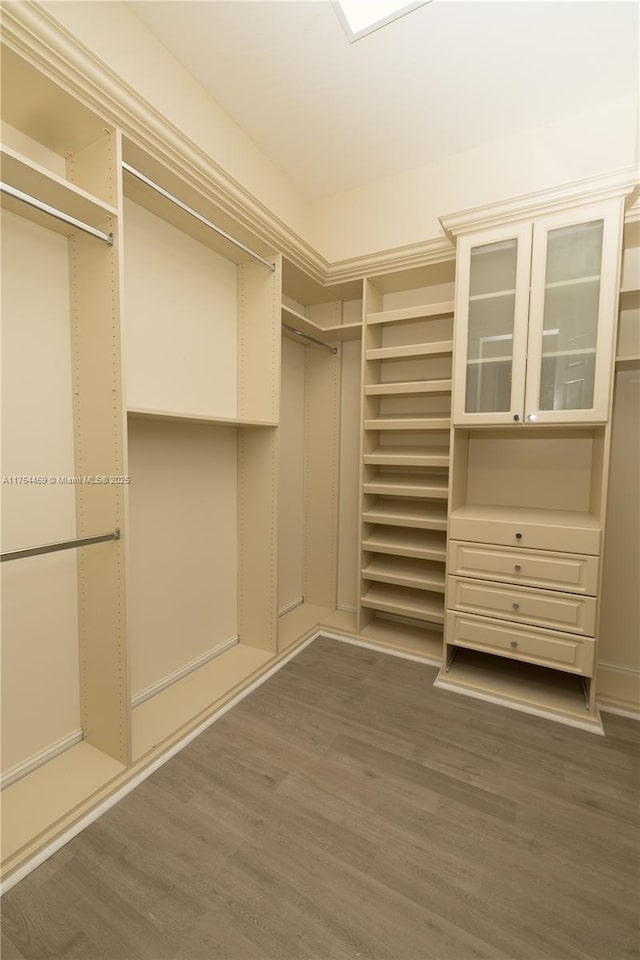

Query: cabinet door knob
<box><xmin>513</xmin><ymin>414</ymin><xmax>520</xmax><ymax>421</ymax></box>
<box><xmin>527</xmin><ymin>413</ymin><xmax>536</xmax><ymax>422</ymax></box>
<box><xmin>515</xmin><ymin>532</ymin><xmax>522</xmax><ymax>540</ymax></box>
<box><xmin>510</xmin><ymin>640</ymin><xmax>518</xmax><ymax>648</ymax></box>
<box><xmin>512</xmin><ymin>602</ymin><xmax>520</xmax><ymax>611</ymax></box>
<box><xmin>514</xmin><ymin>564</ymin><xmax>521</xmax><ymax>572</ymax></box>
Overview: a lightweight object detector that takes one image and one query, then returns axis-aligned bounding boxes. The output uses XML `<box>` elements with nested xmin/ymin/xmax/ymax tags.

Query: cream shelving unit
<box><xmin>278</xmin><ymin>260</ymin><xmax>362</xmax><ymax>649</ymax></box>
<box><xmin>1</xmin><ymin>46</ymin><xmax>128</xmax><ymax>870</ymax></box>
<box><xmin>0</xmin><ymin>46</ymin><xmax>282</xmax><ymax>882</ymax></box>
<box><xmin>437</xmin><ymin>175</ymin><xmax>638</xmax><ymax>730</ymax></box>
<box><xmin>356</xmin><ymin>264</ymin><xmax>455</xmax><ymax>661</ymax></box>
<box><xmin>120</xmin><ymin>142</ymin><xmax>281</xmax><ymax>759</ymax></box>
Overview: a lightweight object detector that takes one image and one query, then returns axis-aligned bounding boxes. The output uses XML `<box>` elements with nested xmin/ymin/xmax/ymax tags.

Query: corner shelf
<box><xmin>281</xmin><ymin>304</ymin><xmax>361</xmax><ymax>342</ymax></box>
<box><xmin>366</xmin><ymin>300</ymin><xmax>454</xmax><ymax>325</ymax></box>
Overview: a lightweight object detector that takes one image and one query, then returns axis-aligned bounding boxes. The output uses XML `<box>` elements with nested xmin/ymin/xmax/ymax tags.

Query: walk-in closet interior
<box><xmin>0</xmin><ymin>0</ymin><xmax>638</xmax><ymax>925</ymax></box>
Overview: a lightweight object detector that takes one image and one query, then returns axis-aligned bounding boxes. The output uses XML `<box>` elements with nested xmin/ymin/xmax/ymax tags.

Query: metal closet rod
<box><xmin>1</xmin><ymin>529</ymin><xmax>121</xmax><ymax>563</ymax></box>
<box><xmin>122</xmin><ymin>162</ymin><xmax>275</xmax><ymax>272</ymax></box>
<box><xmin>0</xmin><ymin>182</ymin><xmax>114</xmax><ymax>245</ymax></box>
<box><xmin>282</xmin><ymin>323</ymin><xmax>337</xmax><ymax>354</ymax></box>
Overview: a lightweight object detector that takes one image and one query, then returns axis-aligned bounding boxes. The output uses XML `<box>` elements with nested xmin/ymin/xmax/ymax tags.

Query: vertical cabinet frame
<box><xmin>452</xmin><ymin>222</ymin><xmax>532</xmax><ymax>426</ymax></box>
<box><xmin>525</xmin><ymin>198</ymin><xmax>625</xmax><ymax>424</ymax></box>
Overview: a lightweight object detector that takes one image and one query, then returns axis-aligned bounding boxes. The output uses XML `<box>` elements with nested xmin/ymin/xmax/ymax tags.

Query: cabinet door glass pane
<box><xmin>465</xmin><ymin>239</ymin><xmax>517</xmax><ymax>414</ymax></box>
<box><xmin>538</xmin><ymin>220</ymin><xmax>603</xmax><ymax>411</ymax></box>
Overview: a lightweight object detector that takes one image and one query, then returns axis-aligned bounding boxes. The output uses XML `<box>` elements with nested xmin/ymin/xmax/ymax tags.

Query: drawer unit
<box><xmin>448</xmin><ymin>541</ymin><xmax>599</xmax><ymax>596</ymax></box>
<box><xmin>446</xmin><ymin>611</ymin><xmax>596</xmax><ymax>676</ymax></box>
<box><xmin>447</xmin><ymin>576</ymin><xmax>597</xmax><ymax>636</ymax></box>
<box><xmin>448</xmin><ymin>512</ymin><xmax>601</xmax><ymax>556</ymax></box>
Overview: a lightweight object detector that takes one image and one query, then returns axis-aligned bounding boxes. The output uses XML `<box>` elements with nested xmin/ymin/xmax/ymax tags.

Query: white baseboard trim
<box><xmin>318</xmin><ymin>629</ymin><xmax>441</xmax><ymax>666</ymax></box>
<box><xmin>278</xmin><ymin>596</ymin><xmax>304</xmax><ymax>617</ymax></box>
<box><xmin>1</xmin><ymin>632</ymin><xmax>318</xmax><ymax>896</ymax></box>
<box><xmin>336</xmin><ymin>603</ymin><xmax>357</xmax><ymax>614</ymax></box>
<box><xmin>597</xmin><ymin>659</ymin><xmax>640</xmax><ymax>676</ymax></box>
<box><xmin>1</xmin><ymin>729</ymin><xmax>83</xmax><ymax>791</ymax></box>
<box><xmin>131</xmin><ymin>636</ymin><xmax>239</xmax><ymax>708</ymax></box>
<box><xmin>598</xmin><ymin>703</ymin><xmax>640</xmax><ymax>721</ymax></box>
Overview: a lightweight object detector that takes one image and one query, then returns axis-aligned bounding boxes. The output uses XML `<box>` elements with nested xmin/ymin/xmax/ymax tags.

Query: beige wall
<box><xmin>126</xmin><ymin>419</ymin><xmax>238</xmax><ymax>698</ymax></box>
<box><xmin>598</xmin><ymin>366</ymin><xmax>640</xmax><ymax>709</ymax></box>
<box><xmin>308</xmin><ymin>95</ymin><xmax>638</xmax><ymax>261</ymax></box>
<box><xmin>38</xmin><ymin>3</ymin><xmax>638</xmax><ymax>266</ymax></box>
<box><xmin>123</xmin><ymin>198</ymin><xmax>238</xmax><ymax>418</ymax></box>
<box><xmin>41</xmin><ymin>0</ymin><xmax>309</xmax><ymax>239</ymax></box>
<box><xmin>0</xmin><ymin>211</ymin><xmax>81</xmax><ymax>773</ymax></box>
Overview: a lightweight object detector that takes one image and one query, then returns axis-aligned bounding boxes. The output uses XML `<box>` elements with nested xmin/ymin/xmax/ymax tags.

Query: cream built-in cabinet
<box><xmin>440</xmin><ymin>179</ymin><xmax>637</xmax><ymax>730</ymax></box>
<box><xmin>453</xmin><ymin>199</ymin><xmax>624</xmax><ymax>426</ymax></box>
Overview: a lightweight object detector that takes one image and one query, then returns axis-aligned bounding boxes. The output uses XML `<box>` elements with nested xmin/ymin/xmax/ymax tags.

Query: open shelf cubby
<box><xmin>358</xmin><ymin>262</ymin><xmax>456</xmax><ymax>659</ymax></box>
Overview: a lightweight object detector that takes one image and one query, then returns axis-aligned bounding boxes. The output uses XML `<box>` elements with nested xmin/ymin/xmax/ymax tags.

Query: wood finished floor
<box><xmin>2</xmin><ymin>637</ymin><xmax>639</xmax><ymax>960</ymax></box>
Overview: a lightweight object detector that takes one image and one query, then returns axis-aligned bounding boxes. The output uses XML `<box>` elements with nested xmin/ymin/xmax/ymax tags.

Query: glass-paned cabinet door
<box><xmin>452</xmin><ymin>223</ymin><xmax>532</xmax><ymax>425</ymax></box>
<box><xmin>525</xmin><ymin>199</ymin><xmax>624</xmax><ymax>424</ymax></box>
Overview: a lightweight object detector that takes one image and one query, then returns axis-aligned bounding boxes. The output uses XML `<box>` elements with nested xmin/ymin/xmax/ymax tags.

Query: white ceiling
<box><xmin>130</xmin><ymin>1</ymin><xmax>638</xmax><ymax>200</ymax></box>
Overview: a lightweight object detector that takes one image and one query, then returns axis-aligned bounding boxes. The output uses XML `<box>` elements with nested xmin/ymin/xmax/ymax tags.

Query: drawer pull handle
<box><xmin>510</xmin><ymin>640</ymin><xmax>518</xmax><ymax>648</ymax></box>
<box><xmin>515</xmin><ymin>533</ymin><xmax>522</xmax><ymax>540</ymax></box>
<box><xmin>514</xmin><ymin>564</ymin><xmax>521</xmax><ymax>572</ymax></box>
<box><xmin>512</xmin><ymin>602</ymin><xmax>520</xmax><ymax>611</ymax></box>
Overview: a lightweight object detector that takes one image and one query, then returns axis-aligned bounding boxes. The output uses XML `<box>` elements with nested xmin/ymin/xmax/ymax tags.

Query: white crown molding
<box><xmin>439</xmin><ymin>166</ymin><xmax>640</xmax><ymax>239</ymax></box>
<box><xmin>325</xmin><ymin>234</ymin><xmax>455</xmax><ymax>283</ymax></box>
<box><xmin>0</xmin><ymin>1</ymin><xmax>330</xmax><ymax>281</ymax></box>
<box><xmin>2</xmin><ymin>3</ymin><xmax>638</xmax><ymax>286</ymax></box>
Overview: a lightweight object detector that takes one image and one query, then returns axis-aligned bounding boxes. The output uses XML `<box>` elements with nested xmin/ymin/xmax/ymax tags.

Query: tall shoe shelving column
<box><xmin>358</xmin><ymin>268</ymin><xmax>455</xmax><ymax>661</ymax></box>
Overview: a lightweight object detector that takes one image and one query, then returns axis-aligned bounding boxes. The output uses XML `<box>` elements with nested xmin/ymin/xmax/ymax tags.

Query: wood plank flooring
<box><xmin>2</xmin><ymin>637</ymin><xmax>639</xmax><ymax>959</ymax></box>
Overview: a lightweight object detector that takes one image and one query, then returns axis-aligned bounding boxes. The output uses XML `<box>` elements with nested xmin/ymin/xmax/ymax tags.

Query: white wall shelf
<box><xmin>361</xmin><ymin>584</ymin><xmax>445</xmax><ymax>625</ymax></box>
<box><xmin>127</xmin><ymin>408</ymin><xmax>277</xmax><ymax>427</ymax></box>
<box><xmin>363</xmin><ymin>499</ymin><xmax>448</xmax><ymax>531</ymax></box>
<box><xmin>364</xmin><ymin>445</ymin><xmax>450</xmax><ymax>467</ymax></box>
<box><xmin>363</xmin><ymin>473</ymin><xmax>449</xmax><ymax>499</ymax></box>
<box><xmin>366</xmin><ymin>340</ymin><xmax>453</xmax><ymax>361</ymax></box>
<box><xmin>363</xmin><ymin>528</ymin><xmax>447</xmax><ymax>562</ymax></box>
<box><xmin>366</xmin><ymin>300</ymin><xmax>454</xmax><ymax>325</ymax></box>
<box><xmin>362</xmin><ymin>556</ymin><xmax>446</xmax><ymax>592</ymax></box>
<box><xmin>364</xmin><ymin>416</ymin><xmax>451</xmax><ymax>431</ymax></box>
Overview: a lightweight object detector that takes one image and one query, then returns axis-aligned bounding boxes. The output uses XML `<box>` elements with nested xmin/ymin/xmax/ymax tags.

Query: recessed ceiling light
<box><xmin>333</xmin><ymin>0</ymin><xmax>432</xmax><ymax>43</ymax></box>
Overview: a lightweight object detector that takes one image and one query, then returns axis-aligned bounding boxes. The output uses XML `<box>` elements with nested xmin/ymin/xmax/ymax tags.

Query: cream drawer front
<box><xmin>448</xmin><ymin>515</ymin><xmax>600</xmax><ymax>556</ymax></box>
<box><xmin>446</xmin><ymin>611</ymin><xmax>596</xmax><ymax>676</ymax></box>
<box><xmin>448</xmin><ymin>542</ymin><xmax>599</xmax><ymax>596</ymax></box>
<box><xmin>448</xmin><ymin>576</ymin><xmax>597</xmax><ymax>636</ymax></box>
